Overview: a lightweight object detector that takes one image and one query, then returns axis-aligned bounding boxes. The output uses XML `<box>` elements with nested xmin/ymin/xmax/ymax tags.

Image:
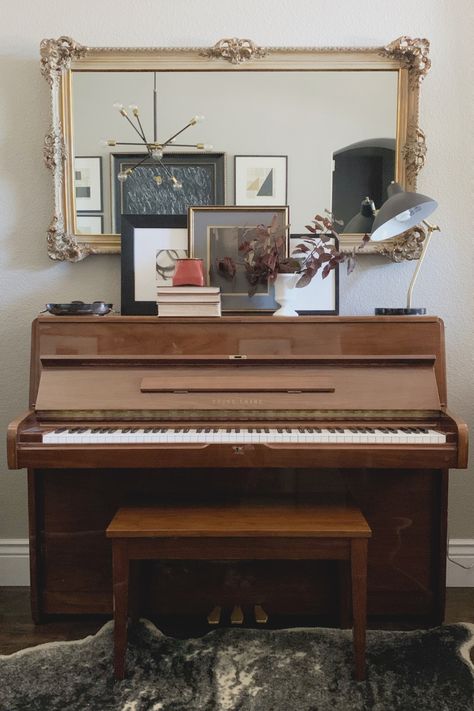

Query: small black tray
<box><xmin>44</xmin><ymin>301</ymin><xmax>113</xmax><ymax>316</ymax></box>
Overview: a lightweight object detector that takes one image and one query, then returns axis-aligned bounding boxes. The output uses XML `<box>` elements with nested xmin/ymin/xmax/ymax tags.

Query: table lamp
<box><xmin>369</xmin><ymin>181</ymin><xmax>439</xmax><ymax>315</ymax></box>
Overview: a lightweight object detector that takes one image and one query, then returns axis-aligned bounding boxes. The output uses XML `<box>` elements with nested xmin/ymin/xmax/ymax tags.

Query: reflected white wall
<box><xmin>73</xmin><ymin>71</ymin><xmax>397</xmax><ymax>233</ymax></box>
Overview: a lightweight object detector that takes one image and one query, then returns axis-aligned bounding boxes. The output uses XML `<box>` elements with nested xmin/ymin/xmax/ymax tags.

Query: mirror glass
<box><xmin>71</xmin><ymin>70</ymin><xmax>398</xmax><ymax>236</ymax></box>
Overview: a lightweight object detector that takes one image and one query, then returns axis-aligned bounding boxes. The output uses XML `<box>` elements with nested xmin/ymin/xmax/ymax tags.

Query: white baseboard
<box><xmin>446</xmin><ymin>539</ymin><xmax>474</xmax><ymax>587</ymax></box>
<box><xmin>0</xmin><ymin>539</ymin><xmax>30</xmax><ymax>586</ymax></box>
<box><xmin>0</xmin><ymin>538</ymin><xmax>473</xmax><ymax>587</ymax></box>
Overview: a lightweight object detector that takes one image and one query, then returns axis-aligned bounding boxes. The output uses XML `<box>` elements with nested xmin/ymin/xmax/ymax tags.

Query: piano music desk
<box><xmin>106</xmin><ymin>498</ymin><xmax>372</xmax><ymax>681</ymax></box>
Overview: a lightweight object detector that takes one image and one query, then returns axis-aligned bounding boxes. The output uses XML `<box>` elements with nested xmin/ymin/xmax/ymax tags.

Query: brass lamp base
<box><xmin>375</xmin><ymin>307</ymin><xmax>426</xmax><ymax>315</ymax></box>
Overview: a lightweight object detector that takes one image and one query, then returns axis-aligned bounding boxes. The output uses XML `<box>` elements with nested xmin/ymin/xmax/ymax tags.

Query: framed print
<box><xmin>289</xmin><ymin>234</ymin><xmax>339</xmax><ymax>315</ymax></box>
<box><xmin>121</xmin><ymin>214</ymin><xmax>188</xmax><ymax>315</ymax></box>
<box><xmin>76</xmin><ymin>214</ymin><xmax>104</xmax><ymax>234</ymax></box>
<box><xmin>74</xmin><ymin>157</ymin><xmax>103</xmax><ymax>212</ymax></box>
<box><xmin>234</xmin><ymin>155</ymin><xmax>287</xmax><ymax>205</ymax></box>
<box><xmin>112</xmin><ymin>152</ymin><xmax>226</xmax><ymax>232</ymax></box>
<box><xmin>189</xmin><ymin>206</ymin><xmax>289</xmax><ymax>313</ymax></box>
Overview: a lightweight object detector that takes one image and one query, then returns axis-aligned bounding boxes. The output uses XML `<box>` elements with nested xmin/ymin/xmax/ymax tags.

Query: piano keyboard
<box><xmin>42</xmin><ymin>426</ymin><xmax>446</xmax><ymax>445</ymax></box>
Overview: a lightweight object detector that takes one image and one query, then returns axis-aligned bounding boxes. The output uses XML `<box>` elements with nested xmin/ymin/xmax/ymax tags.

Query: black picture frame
<box><xmin>121</xmin><ymin>214</ymin><xmax>188</xmax><ymax>315</ymax></box>
<box><xmin>76</xmin><ymin>214</ymin><xmax>104</xmax><ymax>234</ymax></box>
<box><xmin>112</xmin><ymin>152</ymin><xmax>226</xmax><ymax>233</ymax></box>
<box><xmin>289</xmin><ymin>234</ymin><xmax>339</xmax><ymax>315</ymax></box>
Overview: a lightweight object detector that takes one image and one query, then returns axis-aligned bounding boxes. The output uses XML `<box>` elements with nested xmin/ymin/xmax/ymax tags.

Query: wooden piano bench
<box><xmin>106</xmin><ymin>497</ymin><xmax>372</xmax><ymax>681</ymax></box>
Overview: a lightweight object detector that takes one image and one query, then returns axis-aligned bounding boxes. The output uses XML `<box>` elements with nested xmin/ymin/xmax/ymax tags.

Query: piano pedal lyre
<box><xmin>254</xmin><ymin>604</ymin><xmax>269</xmax><ymax>624</ymax></box>
<box><xmin>230</xmin><ymin>605</ymin><xmax>244</xmax><ymax>625</ymax></box>
<box><xmin>207</xmin><ymin>605</ymin><xmax>222</xmax><ymax>625</ymax></box>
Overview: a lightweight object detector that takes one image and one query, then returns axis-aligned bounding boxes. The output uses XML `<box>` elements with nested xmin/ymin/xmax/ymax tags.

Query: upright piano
<box><xmin>7</xmin><ymin>315</ymin><xmax>468</xmax><ymax>626</ymax></box>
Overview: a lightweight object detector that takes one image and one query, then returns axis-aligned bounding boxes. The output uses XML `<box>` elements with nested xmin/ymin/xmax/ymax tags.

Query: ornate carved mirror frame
<box><xmin>40</xmin><ymin>36</ymin><xmax>431</xmax><ymax>263</ymax></box>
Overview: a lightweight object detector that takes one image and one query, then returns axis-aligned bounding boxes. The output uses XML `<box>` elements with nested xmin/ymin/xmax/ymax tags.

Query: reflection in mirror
<box><xmin>71</xmin><ymin>70</ymin><xmax>398</xmax><ymax>236</ymax></box>
<box><xmin>332</xmin><ymin>138</ymin><xmax>396</xmax><ymax>231</ymax></box>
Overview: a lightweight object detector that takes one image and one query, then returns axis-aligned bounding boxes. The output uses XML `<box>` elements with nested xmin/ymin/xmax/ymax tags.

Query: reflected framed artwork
<box><xmin>74</xmin><ymin>156</ymin><xmax>103</xmax><ymax>212</ymax></box>
<box><xmin>112</xmin><ymin>152</ymin><xmax>226</xmax><ymax>232</ymax></box>
<box><xmin>289</xmin><ymin>234</ymin><xmax>339</xmax><ymax>315</ymax></box>
<box><xmin>234</xmin><ymin>155</ymin><xmax>287</xmax><ymax>206</ymax></box>
<box><xmin>76</xmin><ymin>215</ymin><xmax>104</xmax><ymax>234</ymax></box>
<box><xmin>121</xmin><ymin>214</ymin><xmax>188</xmax><ymax>315</ymax></box>
<box><xmin>189</xmin><ymin>206</ymin><xmax>289</xmax><ymax>313</ymax></box>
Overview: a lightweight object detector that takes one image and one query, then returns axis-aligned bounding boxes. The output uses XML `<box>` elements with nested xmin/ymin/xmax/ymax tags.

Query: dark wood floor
<box><xmin>1</xmin><ymin>587</ymin><xmax>473</xmax><ymax>656</ymax></box>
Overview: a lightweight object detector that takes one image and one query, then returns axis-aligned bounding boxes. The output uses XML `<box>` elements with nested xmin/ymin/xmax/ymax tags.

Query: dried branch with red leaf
<box><xmin>217</xmin><ymin>211</ymin><xmax>368</xmax><ymax>296</ymax></box>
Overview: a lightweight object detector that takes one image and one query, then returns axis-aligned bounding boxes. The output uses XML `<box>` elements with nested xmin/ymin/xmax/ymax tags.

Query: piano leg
<box><xmin>27</xmin><ymin>470</ymin><xmax>42</xmax><ymax>624</ymax></box>
<box><xmin>338</xmin><ymin>560</ymin><xmax>352</xmax><ymax>629</ymax></box>
<box><xmin>129</xmin><ymin>561</ymin><xmax>141</xmax><ymax>625</ymax></box>
<box><xmin>112</xmin><ymin>543</ymin><xmax>129</xmax><ymax>680</ymax></box>
<box><xmin>351</xmin><ymin>539</ymin><xmax>368</xmax><ymax>682</ymax></box>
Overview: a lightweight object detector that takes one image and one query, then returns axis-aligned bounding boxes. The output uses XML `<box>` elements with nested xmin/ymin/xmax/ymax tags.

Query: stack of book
<box><xmin>156</xmin><ymin>286</ymin><xmax>221</xmax><ymax>317</ymax></box>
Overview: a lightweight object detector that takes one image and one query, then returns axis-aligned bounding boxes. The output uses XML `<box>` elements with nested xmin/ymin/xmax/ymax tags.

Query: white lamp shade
<box><xmin>370</xmin><ymin>182</ymin><xmax>438</xmax><ymax>242</ymax></box>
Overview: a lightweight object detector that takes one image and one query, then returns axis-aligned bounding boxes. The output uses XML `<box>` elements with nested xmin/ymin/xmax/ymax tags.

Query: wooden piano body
<box><xmin>8</xmin><ymin>315</ymin><xmax>468</xmax><ymax>625</ymax></box>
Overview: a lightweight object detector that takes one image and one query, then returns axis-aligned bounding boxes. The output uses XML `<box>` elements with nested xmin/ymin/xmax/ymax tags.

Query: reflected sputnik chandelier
<box><xmin>101</xmin><ymin>73</ymin><xmax>212</xmax><ymax>189</ymax></box>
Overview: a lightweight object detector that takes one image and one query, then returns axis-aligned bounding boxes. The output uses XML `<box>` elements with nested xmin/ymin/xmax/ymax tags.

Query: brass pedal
<box><xmin>230</xmin><ymin>605</ymin><xmax>244</xmax><ymax>625</ymax></box>
<box><xmin>207</xmin><ymin>605</ymin><xmax>221</xmax><ymax>625</ymax></box>
<box><xmin>254</xmin><ymin>604</ymin><xmax>268</xmax><ymax>624</ymax></box>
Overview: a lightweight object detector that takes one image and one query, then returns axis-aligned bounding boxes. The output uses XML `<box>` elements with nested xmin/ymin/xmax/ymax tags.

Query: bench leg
<box><xmin>351</xmin><ymin>538</ymin><xmax>368</xmax><ymax>681</ymax></box>
<box><xmin>112</xmin><ymin>543</ymin><xmax>129</xmax><ymax>680</ymax></box>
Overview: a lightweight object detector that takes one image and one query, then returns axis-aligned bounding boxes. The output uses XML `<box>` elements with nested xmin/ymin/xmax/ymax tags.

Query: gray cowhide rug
<box><xmin>1</xmin><ymin>621</ymin><xmax>473</xmax><ymax>711</ymax></box>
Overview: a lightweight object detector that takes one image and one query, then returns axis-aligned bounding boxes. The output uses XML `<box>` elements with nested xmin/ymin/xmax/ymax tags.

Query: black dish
<box><xmin>44</xmin><ymin>301</ymin><xmax>113</xmax><ymax>316</ymax></box>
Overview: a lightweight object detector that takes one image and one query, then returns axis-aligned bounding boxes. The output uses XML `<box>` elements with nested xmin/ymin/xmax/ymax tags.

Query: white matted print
<box><xmin>74</xmin><ymin>157</ymin><xmax>102</xmax><ymax>212</ymax></box>
<box><xmin>234</xmin><ymin>155</ymin><xmax>287</xmax><ymax>206</ymax></box>
<box><xmin>289</xmin><ymin>236</ymin><xmax>339</xmax><ymax>314</ymax></box>
<box><xmin>133</xmin><ymin>227</ymin><xmax>188</xmax><ymax>301</ymax></box>
<box><xmin>76</xmin><ymin>214</ymin><xmax>103</xmax><ymax>234</ymax></box>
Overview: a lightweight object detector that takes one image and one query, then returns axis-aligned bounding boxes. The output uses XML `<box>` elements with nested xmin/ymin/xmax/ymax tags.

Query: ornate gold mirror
<box><xmin>41</xmin><ymin>36</ymin><xmax>430</xmax><ymax>262</ymax></box>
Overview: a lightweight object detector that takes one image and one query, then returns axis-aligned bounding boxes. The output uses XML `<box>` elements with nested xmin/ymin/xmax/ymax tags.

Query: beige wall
<box><xmin>0</xmin><ymin>0</ymin><xmax>472</xmax><ymax>538</ymax></box>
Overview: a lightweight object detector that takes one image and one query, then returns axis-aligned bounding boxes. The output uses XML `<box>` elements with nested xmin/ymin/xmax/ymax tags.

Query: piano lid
<box><xmin>34</xmin><ymin>355</ymin><xmax>442</xmax><ymax>421</ymax></box>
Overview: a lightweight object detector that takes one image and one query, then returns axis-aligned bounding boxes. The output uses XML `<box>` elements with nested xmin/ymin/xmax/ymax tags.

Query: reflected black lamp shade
<box><xmin>343</xmin><ymin>197</ymin><xmax>376</xmax><ymax>233</ymax></box>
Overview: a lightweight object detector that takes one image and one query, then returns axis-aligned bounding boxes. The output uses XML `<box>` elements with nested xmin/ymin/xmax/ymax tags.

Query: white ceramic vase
<box><xmin>273</xmin><ymin>273</ymin><xmax>300</xmax><ymax>317</ymax></box>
